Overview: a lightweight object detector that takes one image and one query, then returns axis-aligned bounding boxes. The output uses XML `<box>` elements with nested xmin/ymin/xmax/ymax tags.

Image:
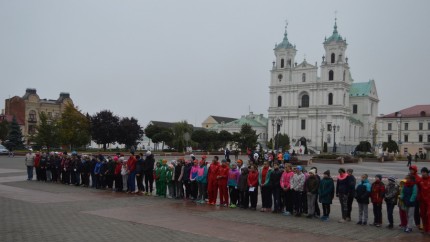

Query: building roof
<box><xmin>274</xmin><ymin>26</ymin><xmax>295</xmax><ymax>50</ymax></box>
<box><xmin>381</xmin><ymin>105</ymin><xmax>430</xmax><ymax>118</ymax></box>
<box><xmin>349</xmin><ymin>81</ymin><xmax>372</xmax><ymax>97</ymax></box>
<box><xmin>324</xmin><ymin>19</ymin><xmax>346</xmax><ymax>44</ymax></box>
<box><xmin>0</xmin><ymin>114</ymin><xmax>24</xmax><ymax>125</ymax></box>
<box><xmin>210</xmin><ymin>116</ymin><xmax>237</xmax><ymax>124</ymax></box>
<box><xmin>148</xmin><ymin>120</ymin><xmax>201</xmax><ymax>131</ymax></box>
<box><xmin>211</xmin><ymin>113</ymin><xmax>268</xmax><ymax>130</ymax></box>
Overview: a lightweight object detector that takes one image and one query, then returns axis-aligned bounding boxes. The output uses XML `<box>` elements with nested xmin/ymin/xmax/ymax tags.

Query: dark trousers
<box><xmin>322</xmin><ymin>203</ymin><xmax>331</xmax><ymax>217</ymax></box>
<box><xmin>51</xmin><ymin>168</ymin><xmax>57</xmax><ymax>182</ymax></box>
<box><xmin>91</xmin><ymin>173</ymin><xmax>96</xmax><ymax>187</ymax></box>
<box><xmin>261</xmin><ymin>186</ymin><xmax>272</xmax><ymax>209</ymax></box>
<box><xmin>175</xmin><ymin>181</ymin><xmax>184</xmax><ymax>198</ymax></box>
<box><xmin>71</xmin><ymin>170</ymin><xmax>77</xmax><ymax>184</ymax></box>
<box><xmin>81</xmin><ymin>173</ymin><xmax>90</xmax><ymax>186</ymax></box>
<box><xmin>284</xmin><ymin>189</ymin><xmax>294</xmax><ymax>213</ymax></box>
<box><xmin>415</xmin><ymin>201</ymin><xmax>421</xmax><ymax>226</ymax></box>
<box><xmin>314</xmin><ymin>194</ymin><xmax>321</xmax><ymax>216</ymax></box>
<box><xmin>144</xmin><ymin>171</ymin><xmax>154</xmax><ymax>193</ymax></box>
<box><xmin>95</xmin><ymin>174</ymin><xmax>101</xmax><ymax>189</ymax></box>
<box><xmin>36</xmin><ymin>167</ymin><xmax>41</xmax><ymax>181</ymax></box>
<box><xmin>63</xmin><ymin>170</ymin><xmax>70</xmax><ymax>184</ymax></box>
<box><xmin>249</xmin><ymin>187</ymin><xmax>258</xmax><ymax>209</ymax></box>
<box><xmin>339</xmin><ymin>193</ymin><xmax>349</xmax><ymax>219</ymax></box>
<box><xmin>293</xmin><ymin>190</ymin><xmax>304</xmax><ymax>214</ymax></box>
<box><xmin>190</xmin><ymin>181</ymin><xmax>198</xmax><ymax>199</ymax></box>
<box><xmin>302</xmin><ymin>190</ymin><xmax>307</xmax><ymax>213</ymax></box>
<box><xmin>136</xmin><ymin>174</ymin><xmax>144</xmax><ymax>191</ymax></box>
<box><xmin>197</xmin><ymin>182</ymin><xmax>206</xmax><ymax>200</ymax></box>
<box><xmin>386</xmin><ymin>202</ymin><xmax>395</xmax><ymax>225</ymax></box>
<box><xmin>272</xmin><ymin>186</ymin><xmax>281</xmax><ymax>212</ymax></box>
<box><xmin>40</xmin><ymin>168</ymin><xmax>47</xmax><ymax>181</ymax></box>
<box><xmin>240</xmin><ymin>190</ymin><xmax>249</xmax><ymax>208</ymax></box>
<box><xmin>347</xmin><ymin>194</ymin><xmax>354</xmax><ymax>218</ymax></box>
<box><xmin>106</xmin><ymin>174</ymin><xmax>114</xmax><ymax>188</ymax></box>
<box><xmin>115</xmin><ymin>174</ymin><xmax>123</xmax><ymax>191</ymax></box>
<box><xmin>373</xmin><ymin>203</ymin><xmax>383</xmax><ymax>224</ymax></box>
<box><xmin>229</xmin><ymin>186</ymin><xmax>239</xmax><ymax>205</ymax></box>
<box><xmin>184</xmin><ymin>180</ymin><xmax>191</xmax><ymax>198</ymax></box>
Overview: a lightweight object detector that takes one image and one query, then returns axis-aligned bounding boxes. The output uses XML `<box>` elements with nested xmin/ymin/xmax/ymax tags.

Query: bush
<box><xmin>356</xmin><ymin>154</ymin><xmax>377</xmax><ymax>159</ymax></box>
<box><xmin>313</xmin><ymin>154</ymin><xmax>339</xmax><ymax>159</ymax></box>
<box><xmin>343</xmin><ymin>155</ymin><xmax>358</xmax><ymax>163</ymax></box>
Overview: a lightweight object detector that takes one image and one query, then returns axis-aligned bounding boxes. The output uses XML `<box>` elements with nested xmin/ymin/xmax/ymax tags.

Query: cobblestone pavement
<box><xmin>1</xmin><ymin>156</ymin><xmax>429</xmax><ymax>242</ymax></box>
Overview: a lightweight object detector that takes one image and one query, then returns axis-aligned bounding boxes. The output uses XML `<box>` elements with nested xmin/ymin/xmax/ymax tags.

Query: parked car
<box><xmin>0</xmin><ymin>145</ymin><xmax>9</xmax><ymax>155</ymax></box>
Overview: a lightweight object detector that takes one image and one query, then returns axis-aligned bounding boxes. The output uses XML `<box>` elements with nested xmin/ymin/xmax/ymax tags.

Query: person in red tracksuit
<box><xmin>247</xmin><ymin>164</ymin><xmax>259</xmax><ymax>210</ymax></box>
<box><xmin>419</xmin><ymin>167</ymin><xmax>430</xmax><ymax>234</ymax></box>
<box><xmin>217</xmin><ymin>159</ymin><xmax>230</xmax><ymax>206</ymax></box>
<box><xmin>207</xmin><ymin>156</ymin><xmax>220</xmax><ymax>205</ymax></box>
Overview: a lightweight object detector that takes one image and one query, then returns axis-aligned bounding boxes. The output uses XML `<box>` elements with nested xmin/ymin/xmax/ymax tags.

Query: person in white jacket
<box><xmin>290</xmin><ymin>166</ymin><xmax>305</xmax><ymax>217</ymax></box>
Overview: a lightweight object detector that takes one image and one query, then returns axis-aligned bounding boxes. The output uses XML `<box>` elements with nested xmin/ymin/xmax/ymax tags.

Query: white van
<box><xmin>0</xmin><ymin>144</ymin><xmax>9</xmax><ymax>155</ymax></box>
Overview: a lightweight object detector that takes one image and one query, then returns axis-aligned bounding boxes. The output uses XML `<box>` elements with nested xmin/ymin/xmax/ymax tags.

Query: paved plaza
<box><xmin>0</xmin><ymin>156</ymin><xmax>429</xmax><ymax>242</ymax></box>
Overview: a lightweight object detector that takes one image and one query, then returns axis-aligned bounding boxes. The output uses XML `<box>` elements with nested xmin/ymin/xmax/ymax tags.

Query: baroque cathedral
<box><xmin>268</xmin><ymin>19</ymin><xmax>379</xmax><ymax>153</ymax></box>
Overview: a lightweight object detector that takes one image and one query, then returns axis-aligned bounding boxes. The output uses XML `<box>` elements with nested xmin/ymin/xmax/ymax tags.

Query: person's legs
<box><xmin>407</xmin><ymin>206</ymin><xmax>415</xmax><ymax>230</ymax></box>
<box><xmin>363</xmin><ymin>204</ymin><xmax>368</xmax><ymax>224</ymax></box>
<box><xmin>339</xmin><ymin>194</ymin><xmax>348</xmax><ymax>220</ymax></box>
<box><xmin>414</xmin><ymin>201</ymin><xmax>421</xmax><ymax>227</ymax></box>
<box><xmin>387</xmin><ymin>203</ymin><xmax>394</xmax><ymax>226</ymax></box>
<box><xmin>347</xmin><ymin>194</ymin><xmax>354</xmax><ymax>219</ymax></box>
<box><xmin>314</xmin><ymin>194</ymin><xmax>320</xmax><ymax>216</ymax></box>
<box><xmin>420</xmin><ymin>201</ymin><xmax>430</xmax><ymax>232</ymax></box>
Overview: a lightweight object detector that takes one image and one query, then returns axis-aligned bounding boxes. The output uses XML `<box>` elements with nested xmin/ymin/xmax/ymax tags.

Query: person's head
<box><xmin>162</xmin><ymin>159</ymin><xmax>167</xmax><ymax>165</ymax></box>
<box><xmin>213</xmin><ymin>156</ymin><xmax>219</xmax><ymax>163</ymax></box>
<box><xmin>263</xmin><ymin>161</ymin><xmax>269</xmax><ymax>168</ymax></box>
<box><xmin>421</xmin><ymin>167</ymin><xmax>429</xmax><ymax>178</ymax></box>
<box><xmin>405</xmin><ymin>174</ymin><xmax>415</xmax><ymax>183</ymax></box>
<box><xmin>199</xmin><ymin>159</ymin><xmax>205</xmax><ymax>166</ymax></box>
<box><xmin>375</xmin><ymin>174</ymin><xmax>382</xmax><ymax>182</ymax></box>
<box><xmin>388</xmin><ymin>176</ymin><xmax>396</xmax><ymax>184</ymax></box>
<box><xmin>308</xmin><ymin>169</ymin><xmax>315</xmax><ymax>176</ymax></box>
<box><xmin>409</xmin><ymin>165</ymin><xmax>418</xmax><ymax>175</ymax></box>
<box><xmin>347</xmin><ymin>169</ymin><xmax>353</xmax><ymax>175</ymax></box>
<box><xmin>156</xmin><ymin>161</ymin><xmax>161</xmax><ymax>167</ymax></box>
<box><xmin>274</xmin><ymin>163</ymin><xmax>279</xmax><ymax>170</ymax></box>
<box><xmin>221</xmin><ymin>159</ymin><xmax>227</xmax><ymax>166</ymax></box>
<box><xmin>361</xmin><ymin>174</ymin><xmax>368</xmax><ymax>181</ymax></box>
<box><xmin>310</xmin><ymin>167</ymin><xmax>318</xmax><ymax>174</ymax></box>
<box><xmin>136</xmin><ymin>155</ymin><xmax>140</xmax><ymax>160</ymax></box>
<box><xmin>285</xmin><ymin>164</ymin><xmax>292</xmax><ymax>172</ymax></box>
<box><xmin>323</xmin><ymin>170</ymin><xmax>330</xmax><ymax>178</ymax></box>
<box><xmin>231</xmin><ymin>163</ymin><xmax>237</xmax><ymax>170</ymax></box>
<box><xmin>338</xmin><ymin>168</ymin><xmax>346</xmax><ymax>174</ymax></box>
<box><xmin>250</xmin><ymin>165</ymin><xmax>256</xmax><ymax>172</ymax></box>
<box><xmin>296</xmin><ymin>166</ymin><xmax>302</xmax><ymax>173</ymax></box>
<box><xmin>193</xmin><ymin>159</ymin><xmax>198</xmax><ymax>166</ymax></box>
<box><xmin>237</xmin><ymin>159</ymin><xmax>243</xmax><ymax>167</ymax></box>
<box><xmin>201</xmin><ymin>155</ymin><xmax>207</xmax><ymax>161</ymax></box>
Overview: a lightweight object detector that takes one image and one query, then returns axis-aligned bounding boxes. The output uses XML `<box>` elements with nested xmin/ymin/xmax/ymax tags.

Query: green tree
<box><xmin>117</xmin><ymin>117</ymin><xmax>144</xmax><ymax>149</ymax></box>
<box><xmin>355</xmin><ymin>141</ymin><xmax>372</xmax><ymax>153</ymax></box>
<box><xmin>237</xmin><ymin>124</ymin><xmax>258</xmax><ymax>151</ymax></box>
<box><xmin>207</xmin><ymin>130</ymin><xmax>220</xmax><ymax>151</ymax></box>
<box><xmin>0</xmin><ymin>119</ymin><xmax>9</xmax><ymax>141</ymax></box>
<box><xmin>3</xmin><ymin>116</ymin><xmax>25</xmax><ymax>151</ymax></box>
<box><xmin>154</xmin><ymin>130</ymin><xmax>174</xmax><ymax>150</ymax></box>
<box><xmin>32</xmin><ymin>112</ymin><xmax>60</xmax><ymax>151</ymax></box>
<box><xmin>267</xmin><ymin>138</ymin><xmax>273</xmax><ymax>150</ymax></box>
<box><xmin>144</xmin><ymin>124</ymin><xmax>162</xmax><ymax>140</ymax></box>
<box><xmin>274</xmin><ymin>133</ymin><xmax>290</xmax><ymax>151</ymax></box>
<box><xmin>172</xmin><ymin>121</ymin><xmax>192</xmax><ymax>152</ymax></box>
<box><xmin>59</xmin><ymin>104</ymin><xmax>91</xmax><ymax>150</ymax></box>
<box><xmin>191</xmin><ymin>129</ymin><xmax>209</xmax><ymax>150</ymax></box>
<box><xmin>90</xmin><ymin>110</ymin><xmax>120</xmax><ymax>151</ymax></box>
<box><xmin>218</xmin><ymin>130</ymin><xmax>232</xmax><ymax>148</ymax></box>
<box><xmin>382</xmin><ymin>140</ymin><xmax>399</xmax><ymax>153</ymax></box>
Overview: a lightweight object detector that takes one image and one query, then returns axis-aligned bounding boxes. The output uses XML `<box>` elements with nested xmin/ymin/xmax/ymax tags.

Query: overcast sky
<box><xmin>1</xmin><ymin>0</ymin><xmax>429</xmax><ymax>127</ymax></box>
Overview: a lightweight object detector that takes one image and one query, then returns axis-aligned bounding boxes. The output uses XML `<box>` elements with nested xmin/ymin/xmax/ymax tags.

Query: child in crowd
<box><xmin>401</xmin><ymin>175</ymin><xmax>417</xmax><ymax>233</ymax></box>
<box><xmin>228</xmin><ymin>163</ymin><xmax>240</xmax><ymax>208</ymax></box>
<box><xmin>247</xmin><ymin>165</ymin><xmax>259</xmax><ymax>210</ymax></box>
<box><xmin>398</xmin><ymin>179</ymin><xmax>407</xmax><ymax>229</ymax></box>
<box><xmin>318</xmin><ymin>170</ymin><xmax>334</xmax><ymax>221</ymax></box>
<box><xmin>167</xmin><ymin>163</ymin><xmax>175</xmax><ymax>198</ymax></box>
<box><xmin>305</xmin><ymin>169</ymin><xmax>319</xmax><ymax>218</ymax></box>
<box><xmin>259</xmin><ymin>161</ymin><xmax>273</xmax><ymax>212</ymax></box>
<box><xmin>196</xmin><ymin>159</ymin><xmax>208</xmax><ymax>204</ymax></box>
<box><xmin>218</xmin><ymin>159</ymin><xmax>230</xmax><ymax>207</ymax></box>
<box><xmin>371</xmin><ymin>174</ymin><xmax>385</xmax><ymax>227</ymax></box>
<box><xmin>355</xmin><ymin>174</ymin><xmax>371</xmax><ymax>225</ymax></box>
<box><xmin>384</xmin><ymin>176</ymin><xmax>399</xmax><ymax>229</ymax></box>
<box><xmin>291</xmin><ymin>166</ymin><xmax>305</xmax><ymax>217</ymax></box>
<box><xmin>281</xmin><ymin>164</ymin><xmax>294</xmax><ymax>216</ymax></box>
<box><xmin>238</xmin><ymin>167</ymin><xmax>249</xmax><ymax>209</ymax></box>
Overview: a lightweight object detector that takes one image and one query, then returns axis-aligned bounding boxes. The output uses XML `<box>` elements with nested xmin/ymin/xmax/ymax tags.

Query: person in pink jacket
<box><xmin>189</xmin><ymin>160</ymin><xmax>199</xmax><ymax>200</ymax></box>
<box><xmin>281</xmin><ymin>164</ymin><xmax>294</xmax><ymax>215</ymax></box>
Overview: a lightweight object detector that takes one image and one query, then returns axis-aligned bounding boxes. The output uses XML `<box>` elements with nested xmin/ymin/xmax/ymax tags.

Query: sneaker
<box><xmin>306</xmin><ymin>215</ymin><xmax>313</xmax><ymax>219</ymax></box>
<box><xmin>338</xmin><ymin>219</ymin><xmax>346</xmax><ymax>223</ymax></box>
<box><xmin>346</xmin><ymin>217</ymin><xmax>351</xmax><ymax>222</ymax></box>
<box><xmin>283</xmin><ymin>211</ymin><xmax>291</xmax><ymax>216</ymax></box>
<box><xmin>387</xmin><ymin>224</ymin><xmax>393</xmax><ymax>229</ymax></box>
<box><xmin>322</xmin><ymin>216</ymin><xmax>329</xmax><ymax>222</ymax></box>
<box><xmin>362</xmin><ymin>222</ymin><xmax>367</xmax><ymax>226</ymax></box>
<box><xmin>404</xmin><ymin>228</ymin><xmax>412</xmax><ymax>233</ymax></box>
<box><xmin>357</xmin><ymin>221</ymin><xmax>363</xmax><ymax>225</ymax></box>
<box><xmin>419</xmin><ymin>224</ymin><xmax>424</xmax><ymax>230</ymax></box>
<box><xmin>230</xmin><ymin>204</ymin><xmax>236</xmax><ymax>208</ymax></box>
<box><xmin>375</xmin><ymin>224</ymin><xmax>381</xmax><ymax>227</ymax></box>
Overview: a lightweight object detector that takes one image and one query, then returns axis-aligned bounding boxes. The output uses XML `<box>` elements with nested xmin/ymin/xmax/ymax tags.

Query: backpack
<box><xmin>355</xmin><ymin>183</ymin><xmax>369</xmax><ymax>204</ymax></box>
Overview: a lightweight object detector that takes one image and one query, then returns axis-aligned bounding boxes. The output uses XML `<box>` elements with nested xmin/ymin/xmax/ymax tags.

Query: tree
<box><xmin>154</xmin><ymin>130</ymin><xmax>173</xmax><ymax>150</ymax></box>
<box><xmin>382</xmin><ymin>140</ymin><xmax>399</xmax><ymax>153</ymax></box>
<box><xmin>117</xmin><ymin>117</ymin><xmax>144</xmax><ymax>149</ymax></box>
<box><xmin>0</xmin><ymin>119</ymin><xmax>9</xmax><ymax>142</ymax></box>
<box><xmin>237</xmin><ymin>124</ymin><xmax>258</xmax><ymax>151</ymax></box>
<box><xmin>32</xmin><ymin>112</ymin><xmax>60</xmax><ymax>151</ymax></box>
<box><xmin>207</xmin><ymin>130</ymin><xmax>221</xmax><ymax>151</ymax></box>
<box><xmin>144</xmin><ymin>124</ymin><xmax>162</xmax><ymax>140</ymax></box>
<box><xmin>274</xmin><ymin>133</ymin><xmax>290</xmax><ymax>151</ymax></box>
<box><xmin>267</xmin><ymin>138</ymin><xmax>273</xmax><ymax>150</ymax></box>
<box><xmin>218</xmin><ymin>130</ymin><xmax>233</xmax><ymax>148</ymax></box>
<box><xmin>172</xmin><ymin>121</ymin><xmax>192</xmax><ymax>152</ymax></box>
<box><xmin>90</xmin><ymin>110</ymin><xmax>120</xmax><ymax>151</ymax></box>
<box><xmin>59</xmin><ymin>104</ymin><xmax>91</xmax><ymax>150</ymax></box>
<box><xmin>355</xmin><ymin>141</ymin><xmax>372</xmax><ymax>153</ymax></box>
<box><xmin>191</xmin><ymin>129</ymin><xmax>209</xmax><ymax>150</ymax></box>
<box><xmin>3</xmin><ymin>116</ymin><xmax>25</xmax><ymax>151</ymax></box>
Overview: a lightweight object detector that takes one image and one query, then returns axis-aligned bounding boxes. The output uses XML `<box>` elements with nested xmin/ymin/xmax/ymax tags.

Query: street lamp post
<box><xmin>271</xmin><ymin>118</ymin><xmax>275</xmax><ymax>150</ymax></box>
<box><xmin>320</xmin><ymin>123</ymin><xmax>325</xmax><ymax>153</ymax></box>
<box><xmin>397</xmin><ymin>113</ymin><xmax>402</xmax><ymax>145</ymax></box>
<box><xmin>332</xmin><ymin>124</ymin><xmax>340</xmax><ymax>153</ymax></box>
<box><xmin>275</xmin><ymin>117</ymin><xmax>283</xmax><ymax>152</ymax></box>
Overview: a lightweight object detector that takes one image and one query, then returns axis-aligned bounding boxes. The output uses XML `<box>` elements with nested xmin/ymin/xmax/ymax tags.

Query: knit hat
<box><xmin>146</xmin><ymin>151</ymin><xmax>151</xmax><ymax>156</ymax></box>
<box><xmin>323</xmin><ymin>170</ymin><xmax>330</xmax><ymax>176</ymax></box>
<box><xmin>338</xmin><ymin>168</ymin><xmax>346</xmax><ymax>173</ymax></box>
<box><xmin>421</xmin><ymin>167</ymin><xmax>429</xmax><ymax>173</ymax></box>
<box><xmin>113</xmin><ymin>156</ymin><xmax>119</xmax><ymax>162</ymax></box>
<box><xmin>309</xmin><ymin>169</ymin><xmax>316</xmax><ymax>175</ymax></box>
<box><xmin>296</xmin><ymin>166</ymin><xmax>302</xmax><ymax>171</ymax></box>
<box><xmin>388</xmin><ymin>176</ymin><xmax>396</xmax><ymax>182</ymax></box>
<box><xmin>221</xmin><ymin>159</ymin><xmax>227</xmax><ymax>163</ymax></box>
<box><xmin>375</xmin><ymin>174</ymin><xmax>382</xmax><ymax>180</ymax></box>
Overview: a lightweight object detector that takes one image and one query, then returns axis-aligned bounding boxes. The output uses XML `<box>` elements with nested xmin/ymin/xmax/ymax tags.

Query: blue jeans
<box><xmin>27</xmin><ymin>166</ymin><xmax>33</xmax><ymax>180</ymax></box>
<box><xmin>128</xmin><ymin>171</ymin><xmax>136</xmax><ymax>192</ymax></box>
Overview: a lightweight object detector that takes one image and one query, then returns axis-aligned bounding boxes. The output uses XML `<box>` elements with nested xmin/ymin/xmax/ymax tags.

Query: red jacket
<box><xmin>34</xmin><ymin>154</ymin><xmax>41</xmax><ymax>167</ymax></box>
<box><xmin>208</xmin><ymin>162</ymin><xmax>220</xmax><ymax>182</ymax></box>
<box><xmin>127</xmin><ymin>156</ymin><xmax>137</xmax><ymax>172</ymax></box>
<box><xmin>370</xmin><ymin>180</ymin><xmax>385</xmax><ymax>204</ymax></box>
<box><xmin>114</xmin><ymin>163</ymin><xmax>122</xmax><ymax>175</ymax></box>
<box><xmin>218</xmin><ymin>165</ymin><xmax>229</xmax><ymax>183</ymax></box>
<box><xmin>419</xmin><ymin>176</ymin><xmax>430</xmax><ymax>203</ymax></box>
<box><xmin>247</xmin><ymin>170</ymin><xmax>259</xmax><ymax>187</ymax></box>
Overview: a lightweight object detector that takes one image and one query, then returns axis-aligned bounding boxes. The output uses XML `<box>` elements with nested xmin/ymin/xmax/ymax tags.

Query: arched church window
<box><xmin>301</xmin><ymin>95</ymin><xmax>309</xmax><ymax>108</ymax></box>
<box><xmin>302</xmin><ymin>73</ymin><xmax>306</xmax><ymax>82</ymax></box>
<box><xmin>280</xmin><ymin>59</ymin><xmax>285</xmax><ymax>68</ymax></box>
<box><xmin>277</xmin><ymin>96</ymin><xmax>282</xmax><ymax>107</ymax></box>
<box><xmin>331</xmin><ymin>53</ymin><xmax>335</xmax><ymax>63</ymax></box>
<box><xmin>329</xmin><ymin>70</ymin><xmax>334</xmax><ymax>81</ymax></box>
<box><xmin>328</xmin><ymin>93</ymin><xmax>333</xmax><ymax>105</ymax></box>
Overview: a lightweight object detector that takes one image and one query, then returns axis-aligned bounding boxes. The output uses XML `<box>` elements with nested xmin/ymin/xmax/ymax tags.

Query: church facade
<box><xmin>268</xmin><ymin>20</ymin><xmax>379</xmax><ymax>153</ymax></box>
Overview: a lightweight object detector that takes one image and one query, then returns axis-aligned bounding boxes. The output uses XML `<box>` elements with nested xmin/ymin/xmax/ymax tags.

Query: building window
<box><xmin>301</xmin><ymin>95</ymin><xmax>309</xmax><ymax>108</ymax></box>
<box><xmin>29</xmin><ymin>110</ymin><xmax>37</xmax><ymax>122</ymax></box>
<box><xmin>281</xmin><ymin>59</ymin><xmax>285</xmax><ymax>68</ymax></box>
<box><xmin>428</xmin><ymin>123</ymin><xmax>430</xmax><ymax>130</ymax></box>
<box><xmin>388</xmin><ymin>134</ymin><xmax>392</xmax><ymax>142</ymax></box>
<box><xmin>404</xmin><ymin>123</ymin><xmax>409</xmax><ymax>130</ymax></box>
<box><xmin>301</xmin><ymin>119</ymin><xmax>306</xmax><ymax>130</ymax></box>
<box><xmin>329</xmin><ymin>70</ymin><xmax>334</xmax><ymax>81</ymax></box>
<box><xmin>287</xmin><ymin>59</ymin><xmax>291</xmax><ymax>67</ymax></box>
<box><xmin>327</xmin><ymin>124</ymin><xmax>332</xmax><ymax>132</ymax></box>
<box><xmin>302</xmin><ymin>73</ymin><xmax>306</xmax><ymax>82</ymax></box>
<box><xmin>419</xmin><ymin>122</ymin><xmax>423</xmax><ymax>130</ymax></box>
<box><xmin>331</xmin><ymin>53</ymin><xmax>335</xmax><ymax>63</ymax></box>
<box><xmin>428</xmin><ymin>134</ymin><xmax>430</xmax><ymax>142</ymax></box>
<box><xmin>277</xmin><ymin>96</ymin><xmax>282</xmax><ymax>107</ymax></box>
<box><xmin>404</xmin><ymin>134</ymin><xmax>408</xmax><ymax>142</ymax></box>
<box><xmin>419</xmin><ymin>134</ymin><xmax>423</xmax><ymax>142</ymax></box>
<box><xmin>28</xmin><ymin>125</ymin><xmax>36</xmax><ymax>135</ymax></box>
<box><xmin>328</xmin><ymin>93</ymin><xmax>333</xmax><ymax>105</ymax></box>
<box><xmin>353</xmin><ymin>104</ymin><xmax>358</xmax><ymax>114</ymax></box>
<box><xmin>388</xmin><ymin>123</ymin><xmax>392</xmax><ymax>131</ymax></box>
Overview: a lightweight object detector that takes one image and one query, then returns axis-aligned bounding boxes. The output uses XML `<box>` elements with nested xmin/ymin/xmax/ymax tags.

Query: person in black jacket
<box><xmin>80</xmin><ymin>156</ymin><xmax>91</xmax><ymax>187</ymax></box>
<box><xmin>183</xmin><ymin>160</ymin><xmax>192</xmax><ymax>199</ymax></box>
<box><xmin>336</xmin><ymin>168</ymin><xmax>352</xmax><ymax>223</ymax></box>
<box><xmin>135</xmin><ymin>154</ymin><xmax>145</xmax><ymax>194</ymax></box>
<box><xmin>143</xmin><ymin>151</ymin><xmax>155</xmax><ymax>195</ymax></box>
<box><xmin>347</xmin><ymin>169</ymin><xmax>356</xmax><ymax>221</ymax></box>
<box><xmin>270</xmin><ymin>163</ymin><xmax>283</xmax><ymax>213</ymax></box>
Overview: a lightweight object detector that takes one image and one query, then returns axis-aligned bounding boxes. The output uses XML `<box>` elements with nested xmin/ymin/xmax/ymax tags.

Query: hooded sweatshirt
<box><xmin>238</xmin><ymin>168</ymin><xmax>249</xmax><ymax>192</ymax></box>
<box><xmin>228</xmin><ymin>168</ymin><xmax>240</xmax><ymax>187</ymax></box>
<box><xmin>280</xmin><ymin>170</ymin><xmax>294</xmax><ymax>189</ymax></box>
<box><xmin>336</xmin><ymin>173</ymin><xmax>350</xmax><ymax>195</ymax></box>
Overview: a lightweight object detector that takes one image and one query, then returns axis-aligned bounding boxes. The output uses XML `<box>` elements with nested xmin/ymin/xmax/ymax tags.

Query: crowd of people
<box><xmin>23</xmin><ymin>150</ymin><xmax>430</xmax><ymax>235</ymax></box>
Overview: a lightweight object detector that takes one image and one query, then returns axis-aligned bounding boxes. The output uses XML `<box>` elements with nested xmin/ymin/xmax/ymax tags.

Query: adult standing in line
<box><xmin>143</xmin><ymin>151</ymin><xmax>155</xmax><ymax>195</ymax></box>
<box><xmin>126</xmin><ymin>152</ymin><xmax>137</xmax><ymax>194</ymax></box>
<box><xmin>25</xmin><ymin>150</ymin><xmax>35</xmax><ymax>180</ymax></box>
<box><xmin>291</xmin><ymin>166</ymin><xmax>306</xmax><ymax>217</ymax></box>
<box><xmin>259</xmin><ymin>161</ymin><xmax>273</xmax><ymax>212</ymax></box>
<box><xmin>135</xmin><ymin>154</ymin><xmax>145</xmax><ymax>194</ymax></box>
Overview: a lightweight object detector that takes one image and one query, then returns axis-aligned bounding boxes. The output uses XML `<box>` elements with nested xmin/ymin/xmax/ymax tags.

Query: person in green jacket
<box><xmin>259</xmin><ymin>161</ymin><xmax>273</xmax><ymax>212</ymax></box>
<box><xmin>155</xmin><ymin>160</ymin><xmax>167</xmax><ymax>197</ymax></box>
<box><xmin>318</xmin><ymin>170</ymin><xmax>335</xmax><ymax>221</ymax></box>
<box><xmin>166</xmin><ymin>163</ymin><xmax>175</xmax><ymax>198</ymax></box>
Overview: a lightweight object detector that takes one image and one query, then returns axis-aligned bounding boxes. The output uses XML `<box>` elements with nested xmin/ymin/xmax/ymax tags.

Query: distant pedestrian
<box><xmin>407</xmin><ymin>153</ymin><xmax>412</xmax><ymax>167</ymax></box>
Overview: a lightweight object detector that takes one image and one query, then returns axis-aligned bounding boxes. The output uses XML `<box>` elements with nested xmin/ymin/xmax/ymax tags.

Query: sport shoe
<box><xmin>375</xmin><ymin>224</ymin><xmax>381</xmax><ymax>227</ymax></box>
<box><xmin>362</xmin><ymin>222</ymin><xmax>367</xmax><ymax>226</ymax></box>
<box><xmin>387</xmin><ymin>224</ymin><xmax>393</xmax><ymax>229</ymax></box>
<box><xmin>338</xmin><ymin>219</ymin><xmax>346</xmax><ymax>223</ymax></box>
<box><xmin>357</xmin><ymin>221</ymin><xmax>363</xmax><ymax>225</ymax></box>
<box><xmin>346</xmin><ymin>217</ymin><xmax>351</xmax><ymax>222</ymax></box>
<box><xmin>404</xmin><ymin>228</ymin><xmax>412</xmax><ymax>233</ymax></box>
<box><xmin>283</xmin><ymin>211</ymin><xmax>291</xmax><ymax>216</ymax></box>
